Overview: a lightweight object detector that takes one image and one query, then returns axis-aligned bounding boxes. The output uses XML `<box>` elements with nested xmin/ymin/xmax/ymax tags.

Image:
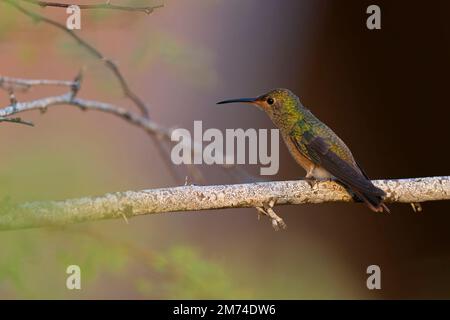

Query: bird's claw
<box><xmin>255</xmin><ymin>198</ymin><xmax>287</xmax><ymax>231</ymax></box>
<box><xmin>410</xmin><ymin>202</ymin><xmax>423</xmax><ymax>213</ymax></box>
<box><xmin>305</xmin><ymin>177</ymin><xmax>335</xmax><ymax>189</ymax></box>
<box><xmin>305</xmin><ymin>178</ymin><xmax>316</xmax><ymax>188</ymax></box>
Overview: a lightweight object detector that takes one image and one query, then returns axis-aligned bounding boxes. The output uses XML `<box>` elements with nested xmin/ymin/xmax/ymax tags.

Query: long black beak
<box><xmin>216</xmin><ymin>97</ymin><xmax>258</xmax><ymax>105</ymax></box>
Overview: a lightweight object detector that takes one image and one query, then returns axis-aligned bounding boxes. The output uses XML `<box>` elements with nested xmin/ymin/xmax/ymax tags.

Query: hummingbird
<box><xmin>217</xmin><ymin>88</ymin><xmax>389</xmax><ymax>213</ymax></box>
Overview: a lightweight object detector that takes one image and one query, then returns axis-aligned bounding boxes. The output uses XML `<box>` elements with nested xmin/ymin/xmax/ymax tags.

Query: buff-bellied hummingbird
<box><xmin>217</xmin><ymin>88</ymin><xmax>389</xmax><ymax>212</ymax></box>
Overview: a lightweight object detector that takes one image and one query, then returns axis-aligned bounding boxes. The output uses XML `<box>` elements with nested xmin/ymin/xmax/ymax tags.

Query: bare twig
<box><xmin>0</xmin><ymin>76</ymin><xmax>76</xmax><ymax>92</ymax></box>
<box><xmin>5</xmin><ymin>0</ymin><xmax>151</xmax><ymax>118</ymax></box>
<box><xmin>0</xmin><ymin>116</ymin><xmax>34</xmax><ymax>126</ymax></box>
<box><xmin>7</xmin><ymin>88</ymin><xmax>18</xmax><ymax>105</ymax></box>
<box><xmin>256</xmin><ymin>198</ymin><xmax>287</xmax><ymax>230</ymax></box>
<box><xmin>0</xmin><ymin>92</ymin><xmax>170</xmax><ymax>135</ymax></box>
<box><xmin>0</xmin><ymin>176</ymin><xmax>449</xmax><ymax>231</ymax></box>
<box><xmin>21</xmin><ymin>0</ymin><xmax>164</xmax><ymax>14</ymax></box>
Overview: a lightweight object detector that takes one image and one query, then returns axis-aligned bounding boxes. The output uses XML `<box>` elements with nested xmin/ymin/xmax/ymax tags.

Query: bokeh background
<box><xmin>0</xmin><ymin>0</ymin><xmax>449</xmax><ymax>299</ymax></box>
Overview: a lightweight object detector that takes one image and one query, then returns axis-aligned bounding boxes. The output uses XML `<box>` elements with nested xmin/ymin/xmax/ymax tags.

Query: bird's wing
<box><xmin>290</xmin><ymin>132</ymin><xmax>384</xmax><ymax>196</ymax></box>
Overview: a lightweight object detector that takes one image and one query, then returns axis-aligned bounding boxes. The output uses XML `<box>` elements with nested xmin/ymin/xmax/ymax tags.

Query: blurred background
<box><xmin>0</xmin><ymin>0</ymin><xmax>449</xmax><ymax>299</ymax></box>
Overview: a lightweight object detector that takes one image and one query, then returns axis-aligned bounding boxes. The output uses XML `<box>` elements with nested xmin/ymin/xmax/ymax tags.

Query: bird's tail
<box><xmin>351</xmin><ymin>187</ymin><xmax>390</xmax><ymax>213</ymax></box>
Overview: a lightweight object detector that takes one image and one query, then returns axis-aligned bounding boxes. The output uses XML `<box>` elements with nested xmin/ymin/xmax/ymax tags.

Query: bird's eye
<box><xmin>267</xmin><ymin>97</ymin><xmax>274</xmax><ymax>105</ymax></box>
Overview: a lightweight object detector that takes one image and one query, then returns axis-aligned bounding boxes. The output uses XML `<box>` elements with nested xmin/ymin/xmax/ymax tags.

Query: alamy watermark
<box><xmin>366</xmin><ymin>5</ymin><xmax>381</xmax><ymax>30</ymax></box>
<box><xmin>366</xmin><ymin>265</ymin><xmax>381</xmax><ymax>290</ymax></box>
<box><xmin>171</xmin><ymin>121</ymin><xmax>280</xmax><ymax>175</ymax></box>
<box><xmin>66</xmin><ymin>264</ymin><xmax>81</xmax><ymax>290</ymax></box>
<box><xmin>66</xmin><ymin>5</ymin><xmax>81</xmax><ymax>30</ymax></box>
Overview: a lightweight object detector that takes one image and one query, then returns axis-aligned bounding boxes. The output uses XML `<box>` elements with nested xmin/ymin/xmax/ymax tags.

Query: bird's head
<box><xmin>217</xmin><ymin>88</ymin><xmax>302</xmax><ymax>130</ymax></box>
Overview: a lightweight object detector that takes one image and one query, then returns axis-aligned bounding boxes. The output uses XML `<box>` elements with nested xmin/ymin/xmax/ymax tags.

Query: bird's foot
<box><xmin>255</xmin><ymin>198</ymin><xmax>287</xmax><ymax>231</ymax></box>
<box><xmin>304</xmin><ymin>177</ymin><xmax>317</xmax><ymax>188</ymax></box>
<box><xmin>304</xmin><ymin>177</ymin><xmax>335</xmax><ymax>189</ymax></box>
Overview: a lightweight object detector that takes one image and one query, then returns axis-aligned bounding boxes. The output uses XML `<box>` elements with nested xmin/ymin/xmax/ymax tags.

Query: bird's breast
<box><xmin>281</xmin><ymin>133</ymin><xmax>314</xmax><ymax>173</ymax></box>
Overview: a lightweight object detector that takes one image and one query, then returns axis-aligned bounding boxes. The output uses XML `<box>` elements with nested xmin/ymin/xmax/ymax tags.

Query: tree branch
<box><xmin>21</xmin><ymin>0</ymin><xmax>164</xmax><ymax>14</ymax></box>
<box><xmin>0</xmin><ymin>91</ymin><xmax>171</xmax><ymax>135</ymax></box>
<box><xmin>1</xmin><ymin>176</ymin><xmax>449</xmax><ymax>231</ymax></box>
<box><xmin>0</xmin><ymin>76</ymin><xmax>76</xmax><ymax>91</ymax></box>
